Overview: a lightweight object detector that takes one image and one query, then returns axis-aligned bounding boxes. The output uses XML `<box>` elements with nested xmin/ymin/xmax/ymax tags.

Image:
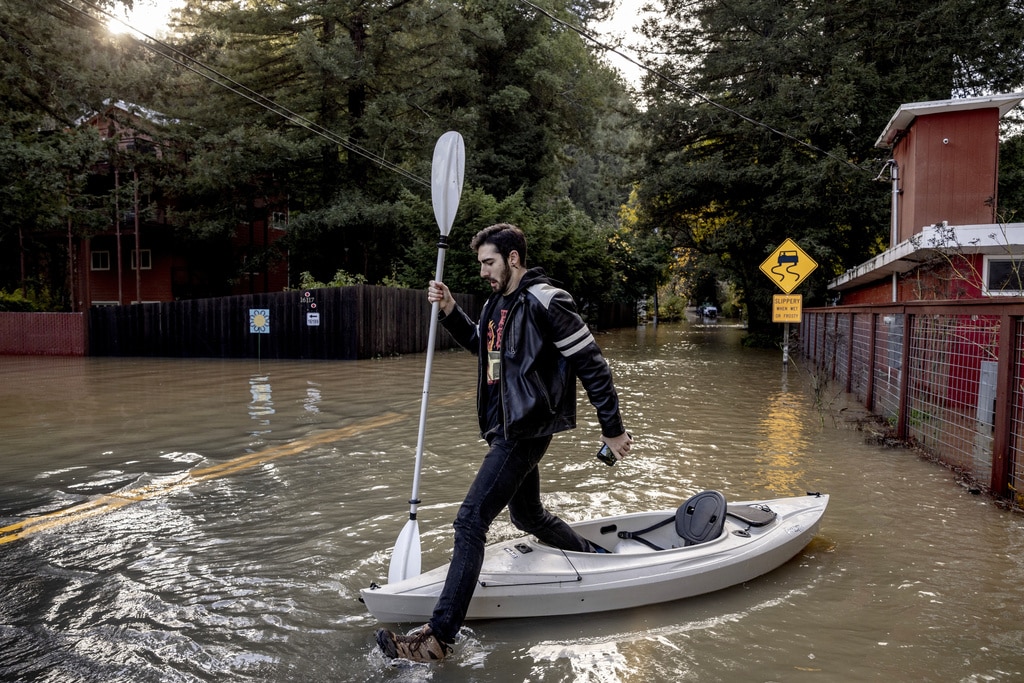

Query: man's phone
<box><xmin>595</xmin><ymin>432</ymin><xmax>631</xmax><ymax>466</ymax></box>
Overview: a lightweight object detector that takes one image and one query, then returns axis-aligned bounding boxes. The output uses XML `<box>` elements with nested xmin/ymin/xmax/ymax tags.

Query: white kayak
<box><xmin>361</xmin><ymin>492</ymin><xmax>828</xmax><ymax>623</ymax></box>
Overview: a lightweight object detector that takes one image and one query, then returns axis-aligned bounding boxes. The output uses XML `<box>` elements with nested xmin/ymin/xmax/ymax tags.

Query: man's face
<box><xmin>477</xmin><ymin>243</ymin><xmax>512</xmax><ymax>294</ymax></box>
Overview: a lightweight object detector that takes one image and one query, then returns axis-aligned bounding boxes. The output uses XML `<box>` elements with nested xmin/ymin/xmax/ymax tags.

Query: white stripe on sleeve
<box><xmin>556</xmin><ymin>326</ymin><xmax>595</xmax><ymax>357</ymax></box>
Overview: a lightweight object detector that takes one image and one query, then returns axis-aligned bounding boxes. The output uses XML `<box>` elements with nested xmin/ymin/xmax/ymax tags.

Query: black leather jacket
<box><xmin>440</xmin><ymin>268</ymin><xmax>625</xmax><ymax>440</ymax></box>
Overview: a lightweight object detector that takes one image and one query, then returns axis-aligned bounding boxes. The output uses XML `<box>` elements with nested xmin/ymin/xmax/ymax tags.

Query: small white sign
<box><xmin>307</xmin><ymin>312</ymin><xmax>320</xmax><ymax>327</ymax></box>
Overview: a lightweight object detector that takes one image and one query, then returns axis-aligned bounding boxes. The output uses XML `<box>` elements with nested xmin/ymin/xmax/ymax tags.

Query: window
<box><xmin>983</xmin><ymin>256</ymin><xmax>1024</xmax><ymax>296</ymax></box>
<box><xmin>91</xmin><ymin>251</ymin><xmax>110</xmax><ymax>271</ymax></box>
<box><xmin>131</xmin><ymin>249</ymin><xmax>152</xmax><ymax>270</ymax></box>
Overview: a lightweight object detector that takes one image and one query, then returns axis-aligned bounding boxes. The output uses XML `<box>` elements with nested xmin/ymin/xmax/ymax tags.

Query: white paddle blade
<box><xmin>388</xmin><ymin>519</ymin><xmax>421</xmax><ymax>584</ymax></box>
<box><xmin>431</xmin><ymin>131</ymin><xmax>465</xmax><ymax>236</ymax></box>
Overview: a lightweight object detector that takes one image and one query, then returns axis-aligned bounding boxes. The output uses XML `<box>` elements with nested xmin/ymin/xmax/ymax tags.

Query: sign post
<box><xmin>249</xmin><ymin>308</ymin><xmax>270</xmax><ymax>363</ymax></box>
<box><xmin>759</xmin><ymin>239</ymin><xmax>817</xmax><ymax>365</ymax></box>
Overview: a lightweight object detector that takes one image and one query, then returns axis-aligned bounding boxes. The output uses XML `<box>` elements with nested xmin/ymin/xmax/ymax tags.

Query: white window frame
<box><xmin>130</xmin><ymin>249</ymin><xmax>152</xmax><ymax>271</ymax></box>
<box><xmin>982</xmin><ymin>255</ymin><xmax>1024</xmax><ymax>296</ymax></box>
<box><xmin>91</xmin><ymin>250</ymin><xmax>110</xmax><ymax>271</ymax></box>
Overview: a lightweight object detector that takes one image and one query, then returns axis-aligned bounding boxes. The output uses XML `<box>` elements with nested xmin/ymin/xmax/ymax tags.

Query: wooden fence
<box><xmin>86</xmin><ymin>285</ymin><xmax>636</xmax><ymax>361</ymax></box>
<box><xmin>88</xmin><ymin>286</ymin><xmax>484</xmax><ymax>360</ymax></box>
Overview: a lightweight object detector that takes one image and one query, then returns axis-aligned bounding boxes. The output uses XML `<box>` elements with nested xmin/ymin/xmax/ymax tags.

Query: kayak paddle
<box><xmin>388</xmin><ymin>131</ymin><xmax>465</xmax><ymax>584</ymax></box>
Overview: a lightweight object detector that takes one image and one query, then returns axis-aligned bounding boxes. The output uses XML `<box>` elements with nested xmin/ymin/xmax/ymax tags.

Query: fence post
<box><xmin>895</xmin><ymin>312</ymin><xmax>913</xmax><ymax>440</ymax></box>
<box><xmin>845</xmin><ymin>313</ymin><xmax>854</xmax><ymax>394</ymax></box>
<box><xmin>830</xmin><ymin>313</ymin><xmax>839</xmax><ymax>381</ymax></box>
<box><xmin>991</xmin><ymin>314</ymin><xmax>1014</xmax><ymax>496</ymax></box>
<box><xmin>865</xmin><ymin>314</ymin><xmax>877</xmax><ymax>410</ymax></box>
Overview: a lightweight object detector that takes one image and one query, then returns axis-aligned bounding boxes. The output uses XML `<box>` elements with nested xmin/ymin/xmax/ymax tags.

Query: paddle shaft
<box><xmin>407</xmin><ymin>238</ymin><xmax>448</xmax><ymax>517</ymax></box>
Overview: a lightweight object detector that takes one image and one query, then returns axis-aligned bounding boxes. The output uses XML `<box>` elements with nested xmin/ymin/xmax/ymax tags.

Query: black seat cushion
<box><xmin>675</xmin><ymin>490</ymin><xmax>727</xmax><ymax>545</ymax></box>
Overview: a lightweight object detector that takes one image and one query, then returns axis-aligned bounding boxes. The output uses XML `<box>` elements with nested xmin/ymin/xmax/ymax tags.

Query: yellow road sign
<box><xmin>772</xmin><ymin>294</ymin><xmax>803</xmax><ymax>323</ymax></box>
<box><xmin>760</xmin><ymin>238</ymin><xmax>818</xmax><ymax>294</ymax></box>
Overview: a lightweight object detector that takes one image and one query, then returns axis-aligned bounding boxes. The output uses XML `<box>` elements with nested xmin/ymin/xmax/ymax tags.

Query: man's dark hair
<box><xmin>470</xmin><ymin>223</ymin><xmax>527</xmax><ymax>266</ymax></box>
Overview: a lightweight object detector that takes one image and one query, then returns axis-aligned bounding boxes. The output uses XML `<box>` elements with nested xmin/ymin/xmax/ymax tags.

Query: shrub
<box><xmin>0</xmin><ymin>288</ymin><xmax>46</xmax><ymax>312</ymax></box>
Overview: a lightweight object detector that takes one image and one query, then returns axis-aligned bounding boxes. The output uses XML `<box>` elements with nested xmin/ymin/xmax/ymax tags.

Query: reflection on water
<box><xmin>250</xmin><ymin>375</ymin><xmax>274</xmax><ymax>440</ymax></box>
<box><xmin>1</xmin><ymin>324</ymin><xmax>1024</xmax><ymax>682</ymax></box>
<box><xmin>304</xmin><ymin>381</ymin><xmax>322</xmax><ymax>416</ymax></box>
<box><xmin>756</xmin><ymin>379</ymin><xmax>810</xmax><ymax>494</ymax></box>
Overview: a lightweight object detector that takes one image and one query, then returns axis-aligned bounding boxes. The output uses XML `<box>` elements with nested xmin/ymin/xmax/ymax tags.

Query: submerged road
<box><xmin>2</xmin><ymin>323</ymin><xmax>1023</xmax><ymax>682</ymax></box>
<box><xmin>0</xmin><ymin>413</ymin><xmax>406</xmax><ymax>545</ymax></box>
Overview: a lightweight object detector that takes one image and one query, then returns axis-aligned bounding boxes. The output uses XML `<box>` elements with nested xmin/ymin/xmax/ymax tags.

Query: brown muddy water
<box><xmin>1</xmin><ymin>321</ymin><xmax>1023</xmax><ymax>682</ymax></box>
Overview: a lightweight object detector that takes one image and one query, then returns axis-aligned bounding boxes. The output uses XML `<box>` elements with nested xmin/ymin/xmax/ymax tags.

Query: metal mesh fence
<box><xmin>801</xmin><ymin>304</ymin><xmax>1024</xmax><ymax>506</ymax></box>
<box><xmin>1010</xmin><ymin>321</ymin><xmax>1024</xmax><ymax>506</ymax></box>
<box><xmin>850</xmin><ymin>313</ymin><xmax>871</xmax><ymax>403</ymax></box>
<box><xmin>833</xmin><ymin>314</ymin><xmax>850</xmax><ymax>389</ymax></box>
<box><xmin>872</xmin><ymin>314</ymin><xmax>903</xmax><ymax>424</ymax></box>
<box><xmin>905</xmin><ymin>315</ymin><xmax>1000</xmax><ymax>479</ymax></box>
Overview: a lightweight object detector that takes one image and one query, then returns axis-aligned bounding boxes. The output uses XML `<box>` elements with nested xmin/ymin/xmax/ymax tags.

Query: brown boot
<box><xmin>375</xmin><ymin>624</ymin><xmax>452</xmax><ymax>663</ymax></box>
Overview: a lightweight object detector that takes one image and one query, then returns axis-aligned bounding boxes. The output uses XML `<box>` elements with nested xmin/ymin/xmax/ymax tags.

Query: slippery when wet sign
<box><xmin>760</xmin><ymin>238</ymin><xmax>818</xmax><ymax>294</ymax></box>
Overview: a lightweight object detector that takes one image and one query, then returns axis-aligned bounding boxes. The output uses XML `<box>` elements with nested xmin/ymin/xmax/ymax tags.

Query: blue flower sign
<box><xmin>249</xmin><ymin>309</ymin><xmax>270</xmax><ymax>334</ymax></box>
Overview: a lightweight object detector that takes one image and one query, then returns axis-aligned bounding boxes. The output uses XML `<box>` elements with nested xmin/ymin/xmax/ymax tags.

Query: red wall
<box><xmin>895</xmin><ymin>108</ymin><xmax>999</xmax><ymax>239</ymax></box>
<box><xmin>838</xmin><ymin>280</ymin><xmax>892</xmax><ymax>305</ymax></box>
<box><xmin>0</xmin><ymin>313</ymin><xmax>87</xmax><ymax>356</ymax></box>
<box><xmin>83</xmin><ymin>251</ymin><xmax>175</xmax><ymax>305</ymax></box>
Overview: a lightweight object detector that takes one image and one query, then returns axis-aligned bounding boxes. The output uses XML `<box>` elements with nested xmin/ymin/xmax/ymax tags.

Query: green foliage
<box><xmin>0</xmin><ymin>290</ymin><xmax>40</xmax><ymax>313</ymax></box>
<box><xmin>0</xmin><ymin>0</ymin><xmax>185</xmax><ymax>307</ymax></box>
<box><xmin>159</xmin><ymin>0</ymin><xmax>638</xmax><ymax>292</ymax></box>
<box><xmin>598</xmin><ymin>189</ymin><xmax>674</xmax><ymax>314</ymax></box>
<box><xmin>999</xmin><ymin>128</ymin><xmax>1024</xmax><ymax>223</ymax></box>
<box><xmin>6</xmin><ymin>0</ymin><xmax>1024</xmax><ymax>326</ymax></box>
<box><xmin>656</xmin><ymin>292</ymin><xmax>687</xmax><ymax>322</ymax></box>
<box><xmin>0</xmin><ymin>0</ymin><xmax>642</xmax><ymax>314</ymax></box>
<box><xmin>0</xmin><ymin>286</ymin><xmax>55</xmax><ymax>312</ymax></box>
<box><xmin>295</xmin><ymin>269</ymin><xmax>367</xmax><ymax>289</ymax></box>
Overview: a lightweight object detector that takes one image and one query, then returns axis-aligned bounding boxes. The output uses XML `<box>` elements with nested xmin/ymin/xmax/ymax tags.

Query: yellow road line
<box><xmin>0</xmin><ymin>411</ymin><xmax>406</xmax><ymax>545</ymax></box>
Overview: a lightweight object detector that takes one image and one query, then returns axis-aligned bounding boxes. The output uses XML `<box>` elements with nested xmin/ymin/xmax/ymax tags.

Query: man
<box><xmin>375</xmin><ymin>223</ymin><xmax>632</xmax><ymax>663</ymax></box>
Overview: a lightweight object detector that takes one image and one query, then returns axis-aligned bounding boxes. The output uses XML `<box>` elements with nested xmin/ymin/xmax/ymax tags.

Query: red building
<box><xmin>73</xmin><ymin>101</ymin><xmax>289</xmax><ymax>309</ymax></box>
<box><xmin>830</xmin><ymin>92</ymin><xmax>1024</xmax><ymax>303</ymax></box>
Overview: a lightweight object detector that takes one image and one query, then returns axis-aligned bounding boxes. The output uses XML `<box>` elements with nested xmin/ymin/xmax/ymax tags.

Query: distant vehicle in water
<box><xmin>697</xmin><ymin>303</ymin><xmax>718</xmax><ymax>319</ymax></box>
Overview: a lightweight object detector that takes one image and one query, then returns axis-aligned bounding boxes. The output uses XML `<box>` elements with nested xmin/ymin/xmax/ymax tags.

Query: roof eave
<box><xmin>829</xmin><ymin>223</ymin><xmax>1024</xmax><ymax>291</ymax></box>
<box><xmin>874</xmin><ymin>92</ymin><xmax>1024</xmax><ymax>149</ymax></box>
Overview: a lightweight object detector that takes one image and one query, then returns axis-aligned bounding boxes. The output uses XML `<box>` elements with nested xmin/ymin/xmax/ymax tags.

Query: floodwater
<box><xmin>1</xmin><ymin>321</ymin><xmax>1023</xmax><ymax>683</ymax></box>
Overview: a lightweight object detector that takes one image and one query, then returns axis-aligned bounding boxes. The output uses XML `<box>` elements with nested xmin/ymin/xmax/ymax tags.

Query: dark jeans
<box><xmin>427</xmin><ymin>434</ymin><xmax>593</xmax><ymax>643</ymax></box>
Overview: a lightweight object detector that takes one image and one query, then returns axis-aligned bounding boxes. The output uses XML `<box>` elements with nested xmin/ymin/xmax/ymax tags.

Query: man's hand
<box><xmin>602</xmin><ymin>432</ymin><xmax>633</xmax><ymax>460</ymax></box>
<box><xmin>428</xmin><ymin>280</ymin><xmax>455</xmax><ymax>316</ymax></box>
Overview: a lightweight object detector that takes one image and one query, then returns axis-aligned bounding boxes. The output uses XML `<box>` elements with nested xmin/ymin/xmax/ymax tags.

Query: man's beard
<box><xmin>491</xmin><ymin>258</ymin><xmax>512</xmax><ymax>293</ymax></box>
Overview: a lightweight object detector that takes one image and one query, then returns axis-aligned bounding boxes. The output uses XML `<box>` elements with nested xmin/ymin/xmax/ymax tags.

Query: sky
<box><xmin>109</xmin><ymin>0</ymin><xmax>184</xmax><ymax>37</ymax></box>
<box><xmin>593</xmin><ymin>0</ymin><xmax>652</xmax><ymax>86</ymax></box>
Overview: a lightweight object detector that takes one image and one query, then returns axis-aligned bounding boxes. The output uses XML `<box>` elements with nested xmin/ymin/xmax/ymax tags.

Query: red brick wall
<box><xmin>0</xmin><ymin>313</ymin><xmax>88</xmax><ymax>356</ymax></box>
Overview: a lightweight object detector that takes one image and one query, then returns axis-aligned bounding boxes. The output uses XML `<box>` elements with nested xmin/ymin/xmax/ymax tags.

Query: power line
<box><xmin>58</xmin><ymin>0</ymin><xmax>430</xmax><ymax>188</ymax></box>
<box><xmin>518</xmin><ymin>0</ymin><xmax>871</xmax><ymax>174</ymax></box>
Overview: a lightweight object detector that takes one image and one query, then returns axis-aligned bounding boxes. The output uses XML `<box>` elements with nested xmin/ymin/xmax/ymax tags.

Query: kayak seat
<box><xmin>616</xmin><ymin>490</ymin><xmax>727</xmax><ymax>551</ymax></box>
<box><xmin>675</xmin><ymin>490</ymin><xmax>727</xmax><ymax>544</ymax></box>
